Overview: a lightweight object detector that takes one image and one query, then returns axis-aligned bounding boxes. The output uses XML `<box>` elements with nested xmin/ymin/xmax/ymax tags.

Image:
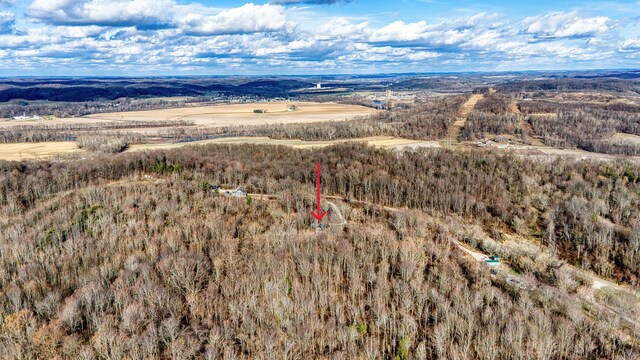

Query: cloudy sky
<box><xmin>0</xmin><ymin>0</ymin><xmax>639</xmax><ymax>75</ymax></box>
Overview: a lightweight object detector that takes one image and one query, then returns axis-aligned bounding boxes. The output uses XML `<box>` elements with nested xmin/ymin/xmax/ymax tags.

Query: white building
<box><xmin>12</xmin><ymin>114</ymin><xmax>41</xmax><ymax>120</ymax></box>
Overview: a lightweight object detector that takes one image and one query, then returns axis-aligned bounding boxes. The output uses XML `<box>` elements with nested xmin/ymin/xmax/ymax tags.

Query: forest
<box><xmin>497</xmin><ymin>78</ymin><xmax>640</xmax><ymax>93</ymax></box>
<box><xmin>527</xmin><ymin>109</ymin><xmax>640</xmax><ymax>156</ymax></box>
<box><xmin>459</xmin><ymin>93</ymin><xmax>525</xmax><ymax>141</ymax></box>
<box><xmin>0</xmin><ymin>143</ymin><xmax>638</xmax><ymax>358</ymax></box>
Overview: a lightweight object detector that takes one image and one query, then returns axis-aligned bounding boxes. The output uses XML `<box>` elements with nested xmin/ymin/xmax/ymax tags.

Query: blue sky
<box><xmin>0</xmin><ymin>0</ymin><xmax>639</xmax><ymax>75</ymax></box>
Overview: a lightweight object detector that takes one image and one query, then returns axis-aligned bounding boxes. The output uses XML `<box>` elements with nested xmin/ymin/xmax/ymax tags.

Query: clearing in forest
<box><xmin>512</xmin><ymin>100</ymin><xmax>545</xmax><ymax>146</ymax></box>
<box><xmin>126</xmin><ymin>136</ymin><xmax>441</xmax><ymax>152</ymax></box>
<box><xmin>445</xmin><ymin>94</ymin><xmax>483</xmax><ymax>143</ymax></box>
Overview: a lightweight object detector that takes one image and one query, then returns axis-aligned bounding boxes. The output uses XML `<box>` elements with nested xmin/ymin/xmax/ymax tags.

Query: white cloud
<box><xmin>522</xmin><ymin>11</ymin><xmax>611</xmax><ymax>39</ymax></box>
<box><xmin>405</xmin><ymin>51</ymin><xmax>440</xmax><ymax>61</ymax></box>
<box><xmin>28</xmin><ymin>0</ymin><xmax>175</xmax><ymax>26</ymax></box>
<box><xmin>370</xmin><ymin>21</ymin><xmax>431</xmax><ymax>42</ymax></box>
<box><xmin>316</xmin><ymin>18</ymin><xmax>368</xmax><ymax>40</ymax></box>
<box><xmin>0</xmin><ymin>11</ymin><xmax>14</xmax><ymax>34</ymax></box>
<box><xmin>2</xmin><ymin>2</ymin><xmax>636</xmax><ymax>74</ymax></box>
<box><xmin>175</xmin><ymin>3</ymin><xmax>288</xmax><ymax>36</ymax></box>
<box><xmin>368</xmin><ymin>19</ymin><xmax>499</xmax><ymax>48</ymax></box>
<box><xmin>620</xmin><ymin>39</ymin><xmax>640</xmax><ymax>51</ymax></box>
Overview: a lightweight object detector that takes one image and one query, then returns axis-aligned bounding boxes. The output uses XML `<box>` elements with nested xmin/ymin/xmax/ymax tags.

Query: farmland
<box><xmin>0</xmin><ymin>136</ymin><xmax>439</xmax><ymax>160</ymax></box>
<box><xmin>0</xmin><ymin>141</ymin><xmax>83</xmax><ymax>161</ymax></box>
<box><xmin>83</xmin><ymin>102</ymin><xmax>377</xmax><ymax>128</ymax></box>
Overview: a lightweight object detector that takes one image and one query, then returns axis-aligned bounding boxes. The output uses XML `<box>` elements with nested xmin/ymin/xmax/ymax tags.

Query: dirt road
<box><xmin>453</xmin><ymin>240</ymin><xmax>487</xmax><ymax>261</ymax></box>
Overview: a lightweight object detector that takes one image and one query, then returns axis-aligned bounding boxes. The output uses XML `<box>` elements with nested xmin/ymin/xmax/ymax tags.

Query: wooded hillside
<box><xmin>0</xmin><ymin>144</ymin><xmax>638</xmax><ymax>358</ymax></box>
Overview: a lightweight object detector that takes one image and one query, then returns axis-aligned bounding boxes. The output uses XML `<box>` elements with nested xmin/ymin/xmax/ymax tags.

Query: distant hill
<box><xmin>0</xmin><ymin>78</ymin><xmax>314</xmax><ymax>102</ymax></box>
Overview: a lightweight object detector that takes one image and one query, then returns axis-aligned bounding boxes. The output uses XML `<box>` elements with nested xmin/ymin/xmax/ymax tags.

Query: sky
<box><xmin>0</xmin><ymin>0</ymin><xmax>639</xmax><ymax>75</ymax></box>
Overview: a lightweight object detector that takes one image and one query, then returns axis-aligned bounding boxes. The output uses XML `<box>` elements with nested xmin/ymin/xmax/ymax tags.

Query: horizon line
<box><xmin>1</xmin><ymin>68</ymin><xmax>639</xmax><ymax>79</ymax></box>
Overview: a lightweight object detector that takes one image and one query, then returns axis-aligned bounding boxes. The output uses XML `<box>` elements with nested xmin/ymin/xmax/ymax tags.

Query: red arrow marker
<box><xmin>311</xmin><ymin>161</ymin><xmax>327</xmax><ymax>221</ymax></box>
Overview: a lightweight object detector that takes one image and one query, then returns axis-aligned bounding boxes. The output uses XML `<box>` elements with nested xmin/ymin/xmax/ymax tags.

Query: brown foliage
<box><xmin>0</xmin><ymin>143</ymin><xmax>638</xmax><ymax>357</ymax></box>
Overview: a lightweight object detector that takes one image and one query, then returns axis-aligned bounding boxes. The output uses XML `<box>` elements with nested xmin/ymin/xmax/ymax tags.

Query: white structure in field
<box><xmin>12</xmin><ymin>114</ymin><xmax>41</xmax><ymax>120</ymax></box>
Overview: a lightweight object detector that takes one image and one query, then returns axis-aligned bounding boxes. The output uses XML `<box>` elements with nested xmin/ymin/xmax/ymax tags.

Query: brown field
<box><xmin>0</xmin><ymin>136</ymin><xmax>439</xmax><ymax>161</ymax></box>
<box><xmin>0</xmin><ymin>102</ymin><xmax>376</xmax><ymax>130</ymax></box>
<box><xmin>83</xmin><ymin>102</ymin><xmax>377</xmax><ymax>128</ymax></box>
<box><xmin>0</xmin><ymin>141</ymin><xmax>85</xmax><ymax>160</ymax></box>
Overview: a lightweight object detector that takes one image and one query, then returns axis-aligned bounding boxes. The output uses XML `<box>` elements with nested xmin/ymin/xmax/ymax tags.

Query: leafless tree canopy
<box><xmin>0</xmin><ymin>143</ymin><xmax>638</xmax><ymax>358</ymax></box>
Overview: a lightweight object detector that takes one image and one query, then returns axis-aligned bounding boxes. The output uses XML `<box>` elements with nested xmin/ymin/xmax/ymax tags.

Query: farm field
<box><xmin>0</xmin><ymin>136</ymin><xmax>440</xmax><ymax>161</ymax></box>
<box><xmin>0</xmin><ymin>141</ymin><xmax>84</xmax><ymax>160</ymax></box>
<box><xmin>83</xmin><ymin>102</ymin><xmax>377</xmax><ymax>127</ymax></box>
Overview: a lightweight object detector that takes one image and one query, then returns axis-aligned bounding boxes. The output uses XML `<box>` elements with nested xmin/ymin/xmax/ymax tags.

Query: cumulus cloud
<box><xmin>174</xmin><ymin>3</ymin><xmax>288</xmax><ymax>35</ymax></box>
<box><xmin>620</xmin><ymin>39</ymin><xmax>640</xmax><ymax>51</ymax></box>
<box><xmin>28</xmin><ymin>0</ymin><xmax>175</xmax><ymax>26</ymax></box>
<box><xmin>0</xmin><ymin>11</ymin><xmax>14</xmax><ymax>34</ymax></box>
<box><xmin>316</xmin><ymin>18</ymin><xmax>368</xmax><ymax>40</ymax></box>
<box><xmin>522</xmin><ymin>11</ymin><xmax>611</xmax><ymax>39</ymax></box>
<box><xmin>366</xmin><ymin>13</ymin><xmax>506</xmax><ymax>49</ymax></box>
<box><xmin>2</xmin><ymin>1</ymin><xmax>636</xmax><ymax>73</ymax></box>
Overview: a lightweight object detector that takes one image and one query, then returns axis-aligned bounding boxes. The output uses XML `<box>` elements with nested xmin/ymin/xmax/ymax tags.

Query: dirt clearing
<box><xmin>446</xmin><ymin>94</ymin><xmax>483</xmax><ymax>143</ymax></box>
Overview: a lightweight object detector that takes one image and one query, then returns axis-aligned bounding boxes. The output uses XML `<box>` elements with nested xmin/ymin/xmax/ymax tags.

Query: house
<box><xmin>485</xmin><ymin>255</ymin><xmax>500</xmax><ymax>266</ymax></box>
<box><xmin>211</xmin><ymin>185</ymin><xmax>247</xmax><ymax>198</ymax></box>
